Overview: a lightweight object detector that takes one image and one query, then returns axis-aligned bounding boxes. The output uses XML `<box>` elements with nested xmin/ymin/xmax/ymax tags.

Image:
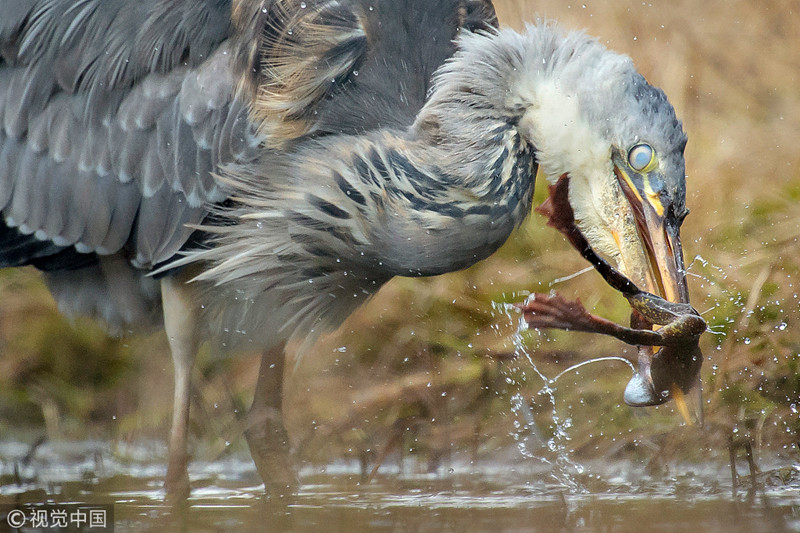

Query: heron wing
<box><xmin>0</xmin><ymin>0</ymin><xmax>498</xmax><ymax>271</ymax></box>
<box><xmin>236</xmin><ymin>0</ymin><xmax>498</xmax><ymax>146</ymax></box>
<box><xmin>0</xmin><ymin>0</ymin><xmax>259</xmax><ymax>270</ymax></box>
<box><xmin>0</xmin><ymin>0</ymin><xmax>499</xmax><ymax>332</ymax></box>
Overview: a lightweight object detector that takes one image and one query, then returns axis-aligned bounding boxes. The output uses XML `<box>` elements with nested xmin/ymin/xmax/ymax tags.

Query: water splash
<box><xmin>549</xmin><ymin>357</ymin><xmax>635</xmax><ymax>384</ymax></box>
<box><xmin>494</xmin><ymin>300</ymin><xmax>595</xmax><ymax>493</ymax></box>
<box><xmin>509</xmin><ymin>391</ymin><xmax>547</xmax><ymax>462</ymax></box>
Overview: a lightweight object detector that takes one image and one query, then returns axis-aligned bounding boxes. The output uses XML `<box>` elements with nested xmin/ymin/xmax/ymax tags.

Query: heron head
<box><xmin>514</xmin><ymin>31</ymin><xmax>695</xmax><ymax>405</ymax></box>
<box><xmin>521</xmin><ymin>56</ymin><xmax>689</xmax><ymax>303</ymax></box>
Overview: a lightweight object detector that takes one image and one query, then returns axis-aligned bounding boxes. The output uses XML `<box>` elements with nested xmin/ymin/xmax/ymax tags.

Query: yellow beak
<box><xmin>613</xmin><ymin>163</ymin><xmax>688</xmax><ymax>306</ymax></box>
<box><xmin>613</xmin><ymin>161</ymin><xmax>702</xmax><ymax>418</ymax></box>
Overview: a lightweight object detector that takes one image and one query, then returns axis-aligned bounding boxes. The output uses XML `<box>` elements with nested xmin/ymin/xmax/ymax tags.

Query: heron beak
<box><xmin>615</xmin><ymin>167</ymin><xmax>689</xmax><ymax>303</ymax></box>
<box><xmin>612</xmin><ymin>158</ymin><xmax>701</xmax><ymax>417</ymax></box>
<box><xmin>612</xmin><ymin>163</ymin><xmax>687</xmax><ymax>306</ymax></box>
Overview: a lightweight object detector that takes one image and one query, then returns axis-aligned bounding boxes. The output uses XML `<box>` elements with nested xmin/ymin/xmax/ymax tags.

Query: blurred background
<box><xmin>0</xmin><ymin>0</ymin><xmax>798</xmax><ymax>479</ymax></box>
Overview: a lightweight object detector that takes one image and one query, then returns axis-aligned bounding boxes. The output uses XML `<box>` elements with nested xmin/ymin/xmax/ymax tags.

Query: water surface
<box><xmin>1</xmin><ymin>441</ymin><xmax>798</xmax><ymax>532</ymax></box>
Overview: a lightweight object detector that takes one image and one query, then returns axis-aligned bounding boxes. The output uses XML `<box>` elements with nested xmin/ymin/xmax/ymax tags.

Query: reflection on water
<box><xmin>1</xmin><ymin>441</ymin><xmax>798</xmax><ymax>533</ymax></box>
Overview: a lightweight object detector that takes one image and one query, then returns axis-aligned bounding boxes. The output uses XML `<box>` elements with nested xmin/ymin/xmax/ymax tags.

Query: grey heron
<box><xmin>0</xmin><ymin>0</ymin><xmax>697</xmax><ymax>495</ymax></box>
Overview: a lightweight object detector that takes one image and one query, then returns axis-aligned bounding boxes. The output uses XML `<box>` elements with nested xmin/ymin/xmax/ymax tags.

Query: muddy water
<box><xmin>1</xmin><ymin>442</ymin><xmax>798</xmax><ymax>532</ymax></box>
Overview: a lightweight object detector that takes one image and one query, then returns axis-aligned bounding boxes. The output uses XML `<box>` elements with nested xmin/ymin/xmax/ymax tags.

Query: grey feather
<box><xmin>24</xmin><ymin>155</ymin><xmax>55</xmax><ymax>236</ymax></box>
<box><xmin>11</xmin><ymin>0</ymin><xmax>230</xmax><ymax>94</ymax></box>
<box><xmin>190</xmin><ymin>110</ymin><xmax>219</xmax><ymax>151</ymax></box>
<box><xmin>224</xmin><ymin>100</ymin><xmax>259</xmax><ymax>163</ymax></box>
<box><xmin>0</xmin><ymin>0</ymin><xmax>38</xmax><ymax>42</ymax></box>
<box><xmin>98</xmin><ymin>181</ymin><xmax>140</xmax><ymax>254</ymax></box>
<box><xmin>1</xmin><ymin>33</ymin><xmax>244</xmax><ymax>273</ymax></box>
<box><xmin>113</xmin><ymin>127</ymin><xmax>149</xmax><ymax>184</ymax></box>
<box><xmin>48</xmin><ymin>98</ymin><xmax>74</xmax><ymax>163</ymax></box>
<box><xmin>0</xmin><ymin>137</ymin><xmax>20</xmax><ymax>210</ymax></box>
<box><xmin>195</xmin><ymin>147</ymin><xmax>220</xmax><ymax>201</ymax></box>
<box><xmin>78</xmin><ymin>172</ymin><xmax>118</xmax><ymax>251</ymax></box>
<box><xmin>6</xmin><ymin>146</ymin><xmax>39</xmax><ymax>229</ymax></box>
<box><xmin>141</xmin><ymin>133</ymin><xmax>166</xmax><ymax>198</ymax></box>
<box><xmin>156</xmin><ymin>98</ymin><xmax>179</xmax><ymax>185</ymax></box>
<box><xmin>0</xmin><ymin>0</ymin><xmax>503</xmax><ymax>338</ymax></box>
<box><xmin>26</xmin><ymin>106</ymin><xmax>50</xmax><ymax>152</ymax></box>
<box><xmin>0</xmin><ymin>71</ymin><xmax>10</xmax><ymax>127</ymax></box>
<box><xmin>214</xmin><ymin>102</ymin><xmax>239</xmax><ymax>168</ymax></box>
<box><xmin>42</xmin><ymin>158</ymin><xmax>74</xmax><ymax>239</ymax></box>
<box><xmin>152</xmin><ymin>199</ymin><xmax>205</xmax><ymax>265</ymax></box>
<box><xmin>54</xmin><ymin>167</ymin><xmax>95</xmax><ymax>246</ymax></box>
<box><xmin>44</xmin><ymin>255</ymin><xmax>162</xmax><ymax>333</ymax></box>
<box><xmin>117</xmin><ymin>71</ymin><xmax>183</xmax><ymax>132</ymax></box>
<box><xmin>178</xmin><ymin>43</ymin><xmax>233</xmax><ymax>126</ymax></box>
<box><xmin>76</xmin><ymin>120</ymin><xmax>104</xmax><ymax>173</ymax></box>
<box><xmin>172</xmin><ymin>107</ymin><xmax>199</xmax><ymax>198</ymax></box>
<box><xmin>4</xmin><ymin>65</ymin><xmax>56</xmax><ymax>138</ymax></box>
<box><xmin>133</xmin><ymin>188</ymin><xmax>204</xmax><ymax>267</ymax></box>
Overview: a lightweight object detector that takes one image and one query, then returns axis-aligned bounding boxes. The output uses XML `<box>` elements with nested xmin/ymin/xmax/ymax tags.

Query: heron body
<box><xmin>191</xmin><ymin>23</ymin><xmax>688</xmax><ymax>355</ymax></box>
<box><xmin>0</xmin><ymin>0</ymin><xmax>694</xmax><ymax>494</ymax></box>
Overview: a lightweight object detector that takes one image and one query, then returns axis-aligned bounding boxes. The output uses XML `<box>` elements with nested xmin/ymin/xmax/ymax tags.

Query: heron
<box><xmin>0</xmin><ymin>0</ymin><xmax>695</xmax><ymax>494</ymax></box>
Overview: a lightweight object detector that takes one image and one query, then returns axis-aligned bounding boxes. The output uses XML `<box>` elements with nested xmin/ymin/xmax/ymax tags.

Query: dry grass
<box><xmin>297</xmin><ymin>0</ymin><xmax>800</xmax><ymax>465</ymax></box>
<box><xmin>1</xmin><ymin>0</ymin><xmax>798</xmax><ymax>473</ymax></box>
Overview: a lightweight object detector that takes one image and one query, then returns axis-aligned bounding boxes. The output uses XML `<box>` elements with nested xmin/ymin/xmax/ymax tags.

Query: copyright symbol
<box><xmin>6</xmin><ymin>509</ymin><xmax>26</xmax><ymax>528</ymax></box>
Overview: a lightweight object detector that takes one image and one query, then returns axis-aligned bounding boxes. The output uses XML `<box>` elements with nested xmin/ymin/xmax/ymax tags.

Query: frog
<box><xmin>519</xmin><ymin>175</ymin><xmax>706</xmax><ymax>410</ymax></box>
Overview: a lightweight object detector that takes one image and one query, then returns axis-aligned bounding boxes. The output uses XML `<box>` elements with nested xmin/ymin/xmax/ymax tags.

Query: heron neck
<box><xmin>353</xmin><ymin>125</ymin><xmax>536</xmax><ymax>277</ymax></box>
<box><xmin>413</xmin><ymin>24</ymin><xmax>634</xmax><ymax>182</ymax></box>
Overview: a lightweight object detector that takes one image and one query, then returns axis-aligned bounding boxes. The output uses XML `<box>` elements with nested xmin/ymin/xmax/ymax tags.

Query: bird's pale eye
<box><xmin>627</xmin><ymin>144</ymin><xmax>655</xmax><ymax>172</ymax></box>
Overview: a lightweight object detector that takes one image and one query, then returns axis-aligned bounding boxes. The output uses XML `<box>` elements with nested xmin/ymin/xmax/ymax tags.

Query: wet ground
<box><xmin>1</xmin><ymin>441</ymin><xmax>798</xmax><ymax>532</ymax></box>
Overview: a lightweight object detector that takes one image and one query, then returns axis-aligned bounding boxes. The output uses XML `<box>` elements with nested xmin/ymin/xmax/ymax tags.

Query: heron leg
<box><xmin>160</xmin><ymin>276</ymin><xmax>199</xmax><ymax>499</ymax></box>
<box><xmin>244</xmin><ymin>343</ymin><xmax>297</xmax><ymax>493</ymax></box>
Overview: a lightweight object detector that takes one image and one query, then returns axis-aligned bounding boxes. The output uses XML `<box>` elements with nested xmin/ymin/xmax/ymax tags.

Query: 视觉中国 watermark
<box><xmin>1</xmin><ymin>503</ymin><xmax>114</xmax><ymax>532</ymax></box>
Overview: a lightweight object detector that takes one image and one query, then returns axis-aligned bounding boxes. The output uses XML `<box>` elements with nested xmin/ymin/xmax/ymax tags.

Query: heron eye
<box><xmin>628</xmin><ymin>144</ymin><xmax>654</xmax><ymax>172</ymax></box>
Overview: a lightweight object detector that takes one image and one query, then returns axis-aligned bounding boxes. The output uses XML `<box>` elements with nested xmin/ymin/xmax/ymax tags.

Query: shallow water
<box><xmin>1</xmin><ymin>441</ymin><xmax>798</xmax><ymax>532</ymax></box>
